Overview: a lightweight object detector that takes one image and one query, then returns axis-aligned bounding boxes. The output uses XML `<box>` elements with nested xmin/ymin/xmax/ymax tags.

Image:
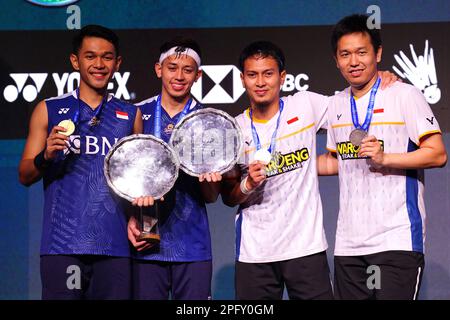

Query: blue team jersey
<box><xmin>135</xmin><ymin>96</ymin><xmax>212</xmax><ymax>262</ymax></box>
<box><xmin>41</xmin><ymin>90</ymin><xmax>137</xmax><ymax>257</ymax></box>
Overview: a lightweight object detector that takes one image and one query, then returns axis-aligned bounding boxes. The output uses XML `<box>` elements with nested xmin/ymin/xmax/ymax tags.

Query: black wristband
<box><xmin>33</xmin><ymin>149</ymin><xmax>51</xmax><ymax>171</ymax></box>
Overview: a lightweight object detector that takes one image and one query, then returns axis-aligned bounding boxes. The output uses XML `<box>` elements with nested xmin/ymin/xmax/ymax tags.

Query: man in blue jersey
<box><xmin>127</xmin><ymin>37</ymin><xmax>221</xmax><ymax>300</ymax></box>
<box><xmin>19</xmin><ymin>25</ymin><xmax>142</xmax><ymax>299</ymax></box>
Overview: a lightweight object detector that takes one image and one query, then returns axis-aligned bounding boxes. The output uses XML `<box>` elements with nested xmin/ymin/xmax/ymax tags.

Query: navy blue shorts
<box><xmin>334</xmin><ymin>250</ymin><xmax>425</xmax><ymax>300</ymax></box>
<box><xmin>132</xmin><ymin>259</ymin><xmax>212</xmax><ymax>300</ymax></box>
<box><xmin>40</xmin><ymin>255</ymin><xmax>131</xmax><ymax>300</ymax></box>
<box><xmin>235</xmin><ymin>251</ymin><xmax>333</xmax><ymax>300</ymax></box>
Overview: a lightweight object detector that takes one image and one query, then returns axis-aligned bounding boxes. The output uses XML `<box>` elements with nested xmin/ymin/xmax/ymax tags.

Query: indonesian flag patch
<box><xmin>116</xmin><ymin>110</ymin><xmax>129</xmax><ymax>120</ymax></box>
<box><xmin>373</xmin><ymin>108</ymin><xmax>384</xmax><ymax>114</ymax></box>
<box><xmin>287</xmin><ymin>116</ymin><xmax>299</xmax><ymax>125</ymax></box>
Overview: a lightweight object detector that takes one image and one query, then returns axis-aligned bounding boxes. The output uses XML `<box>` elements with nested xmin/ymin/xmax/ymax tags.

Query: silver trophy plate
<box><xmin>104</xmin><ymin>134</ymin><xmax>180</xmax><ymax>201</ymax></box>
<box><xmin>169</xmin><ymin>108</ymin><xmax>243</xmax><ymax>177</ymax></box>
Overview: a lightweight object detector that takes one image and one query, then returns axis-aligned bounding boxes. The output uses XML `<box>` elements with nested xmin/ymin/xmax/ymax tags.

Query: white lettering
<box><xmin>101</xmin><ymin>137</ymin><xmax>113</xmax><ymax>156</ymax></box>
<box><xmin>66</xmin><ymin>5</ymin><xmax>81</xmax><ymax>30</ymax></box>
<box><xmin>67</xmin><ymin>72</ymin><xmax>80</xmax><ymax>92</ymax></box>
<box><xmin>66</xmin><ymin>265</ymin><xmax>81</xmax><ymax>290</ymax></box>
<box><xmin>53</xmin><ymin>73</ymin><xmax>69</xmax><ymax>96</ymax></box>
<box><xmin>295</xmin><ymin>73</ymin><xmax>309</xmax><ymax>91</ymax></box>
<box><xmin>366</xmin><ymin>5</ymin><xmax>381</xmax><ymax>30</ymax></box>
<box><xmin>85</xmin><ymin>136</ymin><xmax>99</xmax><ymax>154</ymax></box>
<box><xmin>113</xmin><ymin>72</ymin><xmax>131</xmax><ymax>99</ymax></box>
<box><xmin>282</xmin><ymin>73</ymin><xmax>309</xmax><ymax>92</ymax></box>
<box><xmin>367</xmin><ymin>265</ymin><xmax>381</xmax><ymax>289</ymax></box>
<box><xmin>282</xmin><ymin>74</ymin><xmax>295</xmax><ymax>91</ymax></box>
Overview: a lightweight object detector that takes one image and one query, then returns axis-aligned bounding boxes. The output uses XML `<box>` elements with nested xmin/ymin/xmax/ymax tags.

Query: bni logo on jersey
<box><xmin>26</xmin><ymin>0</ymin><xmax>79</xmax><ymax>6</ymax></box>
<box><xmin>393</xmin><ymin>40</ymin><xmax>441</xmax><ymax>104</ymax></box>
<box><xmin>3</xmin><ymin>72</ymin><xmax>132</xmax><ymax>103</ymax></box>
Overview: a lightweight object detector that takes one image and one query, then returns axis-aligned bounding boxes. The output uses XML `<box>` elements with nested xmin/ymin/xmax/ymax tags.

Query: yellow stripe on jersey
<box><xmin>331</xmin><ymin>121</ymin><xmax>406</xmax><ymax>129</ymax></box>
<box><xmin>418</xmin><ymin>130</ymin><xmax>441</xmax><ymax>141</ymax></box>
<box><xmin>326</xmin><ymin>147</ymin><xmax>336</xmax><ymax>153</ymax></box>
<box><xmin>282</xmin><ymin>122</ymin><xmax>315</xmax><ymax>140</ymax></box>
<box><xmin>244</xmin><ymin>122</ymin><xmax>315</xmax><ymax>154</ymax></box>
<box><xmin>371</xmin><ymin>121</ymin><xmax>406</xmax><ymax>126</ymax></box>
<box><xmin>331</xmin><ymin>123</ymin><xmax>353</xmax><ymax>128</ymax></box>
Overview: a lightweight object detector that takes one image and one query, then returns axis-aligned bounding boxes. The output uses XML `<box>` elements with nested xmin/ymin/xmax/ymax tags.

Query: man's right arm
<box><xmin>18</xmin><ymin>100</ymin><xmax>68</xmax><ymax>186</ymax></box>
<box><xmin>221</xmin><ymin>162</ymin><xmax>266</xmax><ymax>207</ymax></box>
<box><xmin>221</xmin><ymin>166</ymin><xmax>244</xmax><ymax>207</ymax></box>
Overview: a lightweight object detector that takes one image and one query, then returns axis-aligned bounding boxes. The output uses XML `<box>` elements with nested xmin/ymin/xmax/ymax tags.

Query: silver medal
<box><xmin>349</xmin><ymin>129</ymin><xmax>367</xmax><ymax>147</ymax></box>
<box><xmin>254</xmin><ymin>149</ymin><xmax>272</xmax><ymax>165</ymax></box>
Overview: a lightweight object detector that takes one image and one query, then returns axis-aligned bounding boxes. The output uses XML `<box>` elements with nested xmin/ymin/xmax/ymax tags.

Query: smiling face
<box><xmin>335</xmin><ymin>31</ymin><xmax>382</xmax><ymax>92</ymax></box>
<box><xmin>241</xmin><ymin>55</ymin><xmax>286</xmax><ymax>109</ymax></box>
<box><xmin>155</xmin><ymin>54</ymin><xmax>201</xmax><ymax>102</ymax></box>
<box><xmin>70</xmin><ymin>36</ymin><xmax>121</xmax><ymax>93</ymax></box>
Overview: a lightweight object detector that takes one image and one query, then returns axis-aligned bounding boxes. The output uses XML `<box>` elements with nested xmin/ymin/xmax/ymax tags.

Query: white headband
<box><xmin>158</xmin><ymin>46</ymin><xmax>201</xmax><ymax>67</ymax></box>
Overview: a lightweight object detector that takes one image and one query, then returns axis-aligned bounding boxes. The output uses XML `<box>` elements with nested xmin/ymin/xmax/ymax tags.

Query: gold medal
<box><xmin>57</xmin><ymin>119</ymin><xmax>75</xmax><ymax>136</ymax></box>
<box><xmin>164</xmin><ymin>123</ymin><xmax>174</xmax><ymax>134</ymax></box>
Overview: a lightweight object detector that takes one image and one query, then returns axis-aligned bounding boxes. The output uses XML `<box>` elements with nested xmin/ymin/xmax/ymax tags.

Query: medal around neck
<box><xmin>169</xmin><ymin>108</ymin><xmax>243</xmax><ymax>177</ymax></box>
<box><xmin>349</xmin><ymin>78</ymin><xmax>380</xmax><ymax>148</ymax></box>
<box><xmin>349</xmin><ymin>128</ymin><xmax>367</xmax><ymax>147</ymax></box>
<box><xmin>254</xmin><ymin>149</ymin><xmax>272</xmax><ymax>165</ymax></box>
<box><xmin>104</xmin><ymin>134</ymin><xmax>180</xmax><ymax>201</ymax></box>
<box><xmin>57</xmin><ymin>119</ymin><xmax>75</xmax><ymax>136</ymax></box>
<box><xmin>89</xmin><ymin>116</ymin><xmax>100</xmax><ymax>127</ymax></box>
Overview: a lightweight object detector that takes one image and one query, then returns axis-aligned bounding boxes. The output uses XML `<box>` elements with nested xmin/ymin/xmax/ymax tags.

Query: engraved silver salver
<box><xmin>104</xmin><ymin>134</ymin><xmax>180</xmax><ymax>201</ymax></box>
<box><xmin>169</xmin><ymin>108</ymin><xmax>243</xmax><ymax>177</ymax></box>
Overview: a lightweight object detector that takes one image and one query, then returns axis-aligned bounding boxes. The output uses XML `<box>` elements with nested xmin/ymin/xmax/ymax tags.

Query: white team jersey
<box><xmin>326</xmin><ymin>82</ymin><xmax>441</xmax><ymax>256</ymax></box>
<box><xmin>235</xmin><ymin>91</ymin><xmax>330</xmax><ymax>263</ymax></box>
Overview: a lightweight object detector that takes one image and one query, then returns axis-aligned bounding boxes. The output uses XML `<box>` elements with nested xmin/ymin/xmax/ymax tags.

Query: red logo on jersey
<box><xmin>287</xmin><ymin>117</ymin><xmax>299</xmax><ymax>125</ymax></box>
<box><xmin>373</xmin><ymin>108</ymin><xmax>384</xmax><ymax>114</ymax></box>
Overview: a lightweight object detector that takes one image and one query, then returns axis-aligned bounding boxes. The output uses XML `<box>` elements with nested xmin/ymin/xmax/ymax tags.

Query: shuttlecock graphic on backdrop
<box><xmin>393</xmin><ymin>40</ymin><xmax>441</xmax><ymax>104</ymax></box>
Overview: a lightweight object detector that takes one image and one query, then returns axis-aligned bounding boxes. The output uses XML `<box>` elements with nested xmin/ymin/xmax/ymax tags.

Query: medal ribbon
<box><xmin>154</xmin><ymin>94</ymin><xmax>192</xmax><ymax>139</ymax></box>
<box><xmin>350</xmin><ymin>77</ymin><xmax>381</xmax><ymax>132</ymax></box>
<box><xmin>249</xmin><ymin>99</ymin><xmax>284</xmax><ymax>153</ymax></box>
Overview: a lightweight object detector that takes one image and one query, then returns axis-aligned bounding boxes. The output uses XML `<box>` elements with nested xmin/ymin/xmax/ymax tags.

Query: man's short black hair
<box><xmin>72</xmin><ymin>25</ymin><xmax>120</xmax><ymax>56</ymax></box>
<box><xmin>159</xmin><ymin>37</ymin><xmax>202</xmax><ymax>60</ymax></box>
<box><xmin>331</xmin><ymin>14</ymin><xmax>382</xmax><ymax>56</ymax></box>
<box><xmin>238</xmin><ymin>41</ymin><xmax>285</xmax><ymax>72</ymax></box>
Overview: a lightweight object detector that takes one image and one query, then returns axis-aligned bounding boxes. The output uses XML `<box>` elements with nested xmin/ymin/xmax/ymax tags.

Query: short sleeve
<box><xmin>402</xmin><ymin>86</ymin><xmax>441</xmax><ymax>145</ymax></box>
<box><xmin>306</xmin><ymin>91</ymin><xmax>330</xmax><ymax>131</ymax></box>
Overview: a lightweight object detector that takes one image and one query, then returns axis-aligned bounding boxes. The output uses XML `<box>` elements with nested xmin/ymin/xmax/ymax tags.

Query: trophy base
<box><xmin>138</xmin><ymin>232</ymin><xmax>160</xmax><ymax>244</ymax></box>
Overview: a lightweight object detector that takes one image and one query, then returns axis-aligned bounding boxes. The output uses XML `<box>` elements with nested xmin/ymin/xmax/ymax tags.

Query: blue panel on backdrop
<box><xmin>0</xmin><ymin>0</ymin><xmax>449</xmax><ymax>30</ymax></box>
<box><xmin>0</xmin><ymin>140</ymin><xmax>28</xmax><ymax>299</ymax></box>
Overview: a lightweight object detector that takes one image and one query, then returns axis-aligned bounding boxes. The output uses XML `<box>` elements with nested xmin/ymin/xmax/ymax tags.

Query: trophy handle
<box><xmin>137</xmin><ymin>204</ymin><xmax>160</xmax><ymax>244</ymax></box>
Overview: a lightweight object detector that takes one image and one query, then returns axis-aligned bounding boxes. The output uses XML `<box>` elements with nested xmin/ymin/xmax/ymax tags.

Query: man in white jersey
<box><xmin>221</xmin><ymin>41</ymin><xmax>334</xmax><ymax>300</ymax></box>
<box><xmin>321</xmin><ymin>14</ymin><xmax>447</xmax><ymax>300</ymax></box>
<box><xmin>222</xmin><ymin>41</ymin><xmax>397</xmax><ymax>300</ymax></box>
